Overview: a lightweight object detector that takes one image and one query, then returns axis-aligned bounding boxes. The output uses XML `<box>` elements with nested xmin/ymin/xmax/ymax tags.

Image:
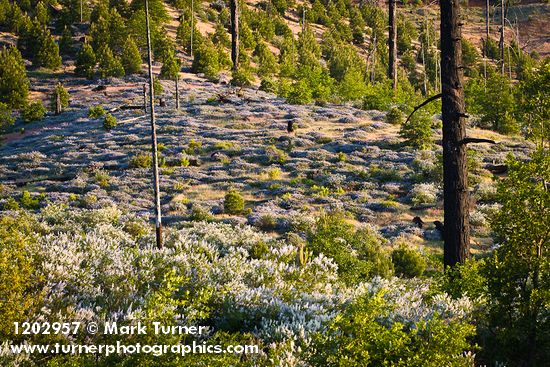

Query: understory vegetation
<box><xmin>0</xmin><ymin>150</ymin><xmax>548</xmax><ymax>366</ymax></box>
<box><xmin>0</xmin><ymin>0</ymin><xmax>549</xmax><ymax>365</ymax></box>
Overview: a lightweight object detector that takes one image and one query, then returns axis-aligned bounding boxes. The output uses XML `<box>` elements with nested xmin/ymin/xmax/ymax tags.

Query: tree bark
<box><xmin>388</xmin><ymin>0</ymin><xmax>397</xmax><ymax>91</ymax></box>
<box><xmin>484</xmin><ymin>0</ymin><xmax>489</xmax><ymax>91</ymax></box>
<box><xmin>440</xmin><ymin>0</ymin><xmax>470</xmax><ymax>267</ymax></box>
<box><xmin>175</xmin><ymin>76</ymin><xmax>180</xmax><ymax>110</ymax></box>
<box><xmin>55</xmin><ymin>88</ymin><xmax>61</xmax><ymax>115</ymax></box>
<box><xmin>500</xmin><ymin>0</ymin><xmax>505</xmax><ymax>75</ymax></box>
<box><xmin>145</xmin><ymin>0</ymin><xmax>163</xmax><ymax>249</ymax></box>
<box><xmin>190</xmin><ymin>0</ymin><xmax>194</xmax><ymax>57</ymax></box>
<box><xmin>143</xmin><ymin>84</ymin><xmax>147</xmax><ymax>112</ymax></box>
<box><xmin>230</xmin><ymin>0</ymin><xmax>239</xmax><ymax>71</ymax></box>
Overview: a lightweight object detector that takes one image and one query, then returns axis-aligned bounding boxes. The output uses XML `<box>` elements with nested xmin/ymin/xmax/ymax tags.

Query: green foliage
<box><xmin>224</xmin><ymin>189</ymin><xmax>245</xmax><ymax>214</ymax></box>
<box><xmin>191</xmin><ymin>39</ymin><xmax>221</xmax><ymax>79</ymax></box>
<box><xmin>22</xmin><ymin>101</ymin><xmax>46</xmax><ymax>122</ymax></box>
<box><xmin>153</xmin><ymin>76</ymin><xmax>164</xmax><ymax>96</ymax></box>
<box><xmin>130</xmin><ymin>0</ymin><xmax>169</xmax><ymax>22</ymax></box>
<box><xmin>160</xmin><ymin>51</ymin><xmax>181</xmax><ymax>79</ymax></box>
<box><xmin>231</xmin><ymin>68</ymin><xmax>254</xmax><ymax>87</ymax></box>
<box><xmin>461</xmin><ymin>38</ymin><xmax>479</xmax><ymax>77</ymax></box>
<box><xmin>0</xmin><ymin>102</ymin><xmax>15</xmax><ymax>129</ymax></box>
<box><xmin>50</xmin><ymin>83</ymin><xmax>70</xmax><ymax>112</ymax></box>
<box><xmin>88</xmin><ymin>105</ymin><xmax>106</xmax><ymax>118</ymax></box>
<box><xmin>103</xmin><ymin>114</ymin><xmax>117</xmax><ymax>130</ymax></box>
<box><xmin>0</xmin><ymin>214</ymin><xmax>41</xmax><ymax>339</ymax></box>
<box><xmin>254</xmin><ymin>41</ymin><xmax>278</xmax><ymax>77</ymax></box>
<box><xmin>19</xmin><ymin>191</ymin><xmax>43</xmax><ymax>210</ymax></box>
<box><xmin>97</xmin><ymin>45</ymin><xmax>125</xmax><ymax>78</ymax></box>
<box><xmin>129</xmin><ymin>153</ymin><xmax>152</xmax><ymax>168</ymax></box>
<box><xmin>385</xmin><ymin>106</ymin><xmax>404</xmax><ymax>125</ymax></box>
<box><xmin>176</xmin><ymin>13</ymin><xmax>202</xmax><ymax>54</ymax></box>
<box><xmin>259</xmin><ymin>78</ymin><xmax>277</xmax><ymax>93</ymax></box>
<box><xmin>211</xmin><ymin>21</ymin><xmax>230</xmax><ymax>48</ymax></box>
<box><xmin>482</xmin><ymin>150</ymin><xmax>550</xmax><ymax>366</ymax></box>
<box><xmin>361</xmin><ymin>81</ymin><xmax>396</xmax><ymax>111</ymax></box>
<box><xmin>483</xmin><ymin>37</ymin><xmax>500</xmax><ymax>60</ymax></box>
<box><xmin>515</xmin><ymin>59</ymin><xmax>550</xmax><ymax>147</ymax></box>
<box><xmin>399</xmin><ymin>111</ymin><xmax>434</xmax><ymax>149</ymax></box>
<box><xmin>265</xmin><ymin>144</ymin><xmax>287</xmax><ymax>164</ymax></box>
<box><xmin>75</xmin><ymin>43</ymin><xmax>97</xmax><ymax>79</ymax></box>
<box><xmin>391</xmin><ymin>244</ymin><xmax>426</xmax><ymax>278</ymax></box>
<box><xmin>121</xmin><ymin>37</ymin><xmax>142</xmax><ymax>75</ymax></box>
<box><xmin>19</xmin><ymin>22</ymin><xmax>62</xmax><ymax>69</ymax></box>
<box><xmin>310</xmin><ymin>292</ymin><xmax>475</xmax><ymax>366</ymax></box>
<box><xmin>59</xmin><ymin>26</ymin><xmax>74</xmax><ymax>55</ymax></box>
<box><xmin>338</xmin><ymin>67</ymin><xmax>367</xmax><ymax>101</ymax></box>
<box><xmin>397</xmin><ymin>15</ymin><xmax>418</xmax><ymax>54</ymax></box>
<box><xmin>240</xmin><ymin>21</ymin><xmax>256</xmax><ymax>50</ymax></box>
<box><xmin>465</xmin><ymin>72</ymin><xmax>518</xmax><ymax>135</ymax></box>
<box><xmin>34</xmin><ymin>1</ymin><xmax>49</xmax><ymax>26</ymax></box>
<box><xmin>0</xmin><ymin>46</ymin><xmax>29</xmax><ymax>108</ymax></box>
<box><xmin>287</xmin><ymin>79</ymin><xmax>313</xmax><ymax>105</ymax></box>
<box><xmin>307</xmin><ymin>212</ymin><xmax>393</xmax><ymax>284</ymax></box>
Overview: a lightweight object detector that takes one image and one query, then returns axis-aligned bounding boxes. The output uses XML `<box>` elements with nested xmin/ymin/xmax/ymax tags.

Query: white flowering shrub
<box><xmin>409</xmin><ymin>183</ymin><xmax>439</xmax><ymax>206</ymax></box>
<box><xmin>0</xmin><ymin>206</ymin><xmax>476</xmax><ymax>366</ymax></box>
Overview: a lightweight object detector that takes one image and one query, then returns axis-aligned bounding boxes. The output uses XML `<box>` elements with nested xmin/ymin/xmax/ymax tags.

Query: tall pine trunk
<box><xmin>145</xmin><ymin>0</ymin><xmax>163</xmax><ymax>249</ymax></box>
<box><xmin>230</xmin><ymin>0</ymin><xmax>239</xmax><ymax>71</ymax></box>
<box><xmin>388</xmin><ymin>0</ymin><xmax>397</xmax><ymax>91</ymax></box>
<box><xmin>440</xmin><ymin>0</ymin><xmax>470</xmax><ymax>267</ymax></box>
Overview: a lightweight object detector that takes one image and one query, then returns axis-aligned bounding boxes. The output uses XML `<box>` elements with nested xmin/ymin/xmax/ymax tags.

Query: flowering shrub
<box><xmin>410</xmin><ymin>183</ymin><xmax>439</xmax><ymax>206</ymax></box>
<box><xmin>0</xmin><ymin>206</ymin><xmax>476</xmax><ymax>366</ymax></box>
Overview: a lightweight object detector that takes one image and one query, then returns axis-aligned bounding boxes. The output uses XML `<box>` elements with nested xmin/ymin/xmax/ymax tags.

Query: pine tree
<box><xmin>50</xmin><ymin>83</ymin><xmax>70</xmax><ymax>113</ymax></box>
<box><xmin>108</xmin><ymin>8</ymin><xmax>127</xmax><ymax>54</ymax></box>
<box><xmin>192</xmin><ymin>39</ymin><xmax>220</xmax><ymax>79</ymax></box>
<box><xmin>97</xmin><ymin>45</ymin><xmax>124</xmax><ymax>78</ymax></box>
<box><xmin>254</xmin><ymin>41</ymin><xmax>278</xmax><ymax>77</ymax></box>
<box><xmin>33</xmin><ymin>25</ymin><xmax>62</xmax><ymax>69</ymax></box>
<box><xmin>0</xmin><ymin>46</ymin><xmax>29</xmax><ymax>109</ymax></box>
<box><xmin>0</xmin><ymin>102</ymin><xmax>15</xmax><ymax>129</ymax></box>
<box><xmin>176</xmin><ymin>16</ymin><xmax>202</xmax><ymax>54</ymax></box>
<box><xmin>160</xmin><ymin>51</ymin><xmax>180</xmax><ymax>79</ymax></box>
<box><xmin>211</xmin><ymin>21</ymin><xmax>230</xmax><ymax>48</ymax></box>
<box><xmin>121</xmin><ymin>37</ymin><xmax>142</xmax><ymax>75</ymax></box>
<box><xmin>34</xmin><ymin>1</ymin><xmax>50</xmax><ymax>26</ymax></box>
<box><xmin>59</xmin><ymin>26</ymin><xmax>74</xmax><ymax>55</ymax></box>
<box><xmin>75</xmin><ymin>43</ymin><xmax>96</xmax><ymax>79</ymax></box>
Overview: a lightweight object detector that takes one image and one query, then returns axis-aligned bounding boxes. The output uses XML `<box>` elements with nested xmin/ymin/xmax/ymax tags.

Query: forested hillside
<box><xmin>0</xmin><ymin>0</ymin><xmax>549</xmax><ymax>366</ymax></box>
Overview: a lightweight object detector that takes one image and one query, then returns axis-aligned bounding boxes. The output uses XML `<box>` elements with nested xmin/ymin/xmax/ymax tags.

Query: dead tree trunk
<box><xmin>143</xmin><ymin>84</ymin><xmax>147</xmax><ymax>112</ymax></box>
<box><xmin>388</xmin><ymin>0</ymin><xmax>397</xmax><ymax>91</ymax></box>
<box><xmin>484</xmin><ymin>0</ymin><xmax>489</xmax><ymax>91</ymax></box>
<box><xmin>230</xmin><ymin>0</ymin><xmax>239</xmax><ymax>71</ymax></box>
<box><xmin>145</xmin><ymin>0</ymin><xmax>163</xmax><ymax>249</ymax></box>
<box><xmin>55</xmin><ymin>87</ymin><xmax>61</xmax><ymax>115</ymax></box>
<box><xmin>175</xmin><ymin>76</ymin><xmax>180</xmax><ymax>110</ymax></box>
<box><xmin>190</xmin><ymin>0</ymin><xmax>194</xmax><ymax>57</ymax></box>
<box><xmin>440</xmin><ymin>0</ymin><xmax>470</xmax><ymax>267</ymax></box>
<box><xmin>500</xmin><ymin>0</ymin><xmax>505</xmax><ymax>75</ymax></box>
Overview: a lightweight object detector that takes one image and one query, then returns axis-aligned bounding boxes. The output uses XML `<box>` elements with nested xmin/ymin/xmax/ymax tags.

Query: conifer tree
<box><xmin>108</xmin><ymin>8</ymin><xmax>127</xmax><ymax>54</ymax></box>
<box><xmin>160</xmin><ymin>51</ymin><xmax>181</xmax><ymax>79</ymax></box>
<box><xmin>176</xmin><ymin>16</ymin><xmax>202</xmax><ymax>54</ymax></box>
<box><xmin>34</xmin><ymin>26</ymin><xmax>62</xmax><ymax>69</ymax></box>
<box><xmin>50</xmin><ymin>83</ymin><xmax>70</xmax><ymax>113</ymax></box>
<box><xmin>59</xmin><ymin>26</ymin><xmax>74</xmax><ymax>55</ymax></box>
<box><xmin>0</xmin><ymin>46</ymin><xmax>29</xmax><ymax>109</ymax></box>
<box><xmin>97</xmin><ymin>45</ymin><xmax>124</xmax><ymax>78</ymax></box>
<box><xmin>35</xmin><ymin>1</ymin><xmax>50</xmax><ymax>26</ymax></box>
<box><xmin>75</xmin><ymin>43</ymin><xmax>96</xmax><ymax>79</ymax></box>
<box><xmin>254</xmin><ymin>41</ymin><xmax>278</xmax><ymax>77</ymax></box>
<box><xmin>121</xmin><ymin>37</ymin><xmax>142</xmax><ymax>75</ymax></box>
